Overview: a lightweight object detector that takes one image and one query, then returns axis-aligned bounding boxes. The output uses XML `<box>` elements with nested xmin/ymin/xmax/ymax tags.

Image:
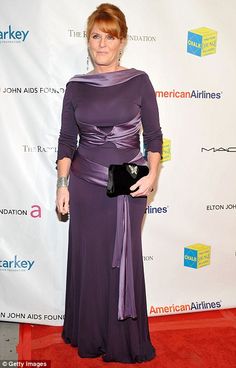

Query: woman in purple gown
<box><xmin>56</xmin><ymin>3</ymin><xmax>163</xmax><ymax>364</ymax></box>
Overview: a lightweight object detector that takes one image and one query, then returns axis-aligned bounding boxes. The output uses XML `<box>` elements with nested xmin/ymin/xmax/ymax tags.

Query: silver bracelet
<box><xmin>57</xmin><ymin>176</ymin><xmax>68</xmax><ymax>189</ymax></box>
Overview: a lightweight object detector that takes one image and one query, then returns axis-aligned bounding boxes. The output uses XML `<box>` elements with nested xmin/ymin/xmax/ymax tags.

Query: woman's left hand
<box><xmin>129</xmin><ymin>174</ymin><xmax>156</xmax><ymax>197</ymax></box>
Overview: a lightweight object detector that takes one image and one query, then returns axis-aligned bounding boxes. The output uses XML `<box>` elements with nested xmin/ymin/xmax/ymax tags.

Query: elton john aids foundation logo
<box><xmin>187</xmin><ymin>27</ymin><xmax>217</xmax><ymax>57</ymax></box>
<box><xmin>184</xmin><ymin>243</ymin><xmax>211</xmax><ymax>269</ymax></box>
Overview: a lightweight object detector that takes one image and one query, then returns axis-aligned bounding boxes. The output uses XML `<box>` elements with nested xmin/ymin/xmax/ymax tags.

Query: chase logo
<box><xmin>161</xmin><ymin>138</ymin><xmax>171</xmax><ymax>163</ymax></box>
<box><xmin>184</xmin><ymin>243</ymin><xmax>211</xmax><ymax>269</ymax></box>
<box><xmin>0</xmin><ymin>255</ymin><xmax>35</xmax><ymax>271</ymax></box>
<box><xmin>0</xmin><ymin>25</ymin><xmax>29</xmax><ymax>43</ymax></box>
<box><xmin>187</xmin><ymin>27</ymin><xmax>217</xmax><ymax>57</ymax></box>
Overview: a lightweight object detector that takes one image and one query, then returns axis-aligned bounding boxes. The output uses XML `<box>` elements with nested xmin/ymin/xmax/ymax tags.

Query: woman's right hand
<box><xmin>56</xmin><ymin>187</ymin><xmax>70</xmax><ymax>215</ymax></box>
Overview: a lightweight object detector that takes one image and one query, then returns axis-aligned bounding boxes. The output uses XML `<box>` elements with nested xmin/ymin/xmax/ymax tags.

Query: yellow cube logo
<box><xmin>187</xmin><ymin>27</ymin><xmax>217</xmax><ymax>57</ymax></box>
<box><xmin>184</xmin><ymin>244</ymin><xmax>211</xmax><ymax>268</ymax></box>
<box><xmin>161</xmin><ymin>138</ymin><xmax>171</xmax><ymax>162</ymax></box>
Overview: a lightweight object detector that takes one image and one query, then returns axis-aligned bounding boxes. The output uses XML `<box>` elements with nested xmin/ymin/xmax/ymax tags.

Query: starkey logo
<box><xmin>0</xmin><ymin>255</ymin><xmax>35</xmax><ymax>271</ymax></box>
<box><xmin>0</xmin><ymin>25</ymin><xmax>29</xmax><ymax>43</ymax></box>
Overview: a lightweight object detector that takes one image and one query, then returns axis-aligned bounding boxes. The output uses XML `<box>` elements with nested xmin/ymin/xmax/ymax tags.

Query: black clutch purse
<box><xmin>106</xmin><ymin>163</ymin><xmax>149</xmax><ymax>197</ymax></box>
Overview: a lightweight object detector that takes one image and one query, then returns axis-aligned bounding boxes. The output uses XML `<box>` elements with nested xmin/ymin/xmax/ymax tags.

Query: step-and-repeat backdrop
<box><xmin>0</xmin><ymin>0</ymin><xmax>235</xmax><ymax>325</ymax></box>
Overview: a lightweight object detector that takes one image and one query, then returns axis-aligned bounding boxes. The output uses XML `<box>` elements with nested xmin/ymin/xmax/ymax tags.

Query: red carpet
<box><xmin>17</xmin><ymin>308</ymin><xmax>236</xmax><ymax>367</ymax></box>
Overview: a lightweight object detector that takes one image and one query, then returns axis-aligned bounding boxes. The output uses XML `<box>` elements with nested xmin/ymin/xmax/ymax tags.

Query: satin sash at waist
<box><xmin>70</xmin><ymin>151</ymin><xmax>147</xmax><ymax>320</ymax></box>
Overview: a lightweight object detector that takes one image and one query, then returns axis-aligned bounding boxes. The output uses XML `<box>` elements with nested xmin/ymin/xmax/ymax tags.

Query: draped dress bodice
<box><xmin>78</xmin><ymin>113</ymin><xmax>142</xmax><ymax>150</ymax></box>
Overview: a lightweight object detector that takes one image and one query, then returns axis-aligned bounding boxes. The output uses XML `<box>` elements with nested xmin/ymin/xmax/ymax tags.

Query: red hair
<box><xmin>87</xmin><ymin>3</ymin><xmax>128</xmax><ymax>40</ymax></box>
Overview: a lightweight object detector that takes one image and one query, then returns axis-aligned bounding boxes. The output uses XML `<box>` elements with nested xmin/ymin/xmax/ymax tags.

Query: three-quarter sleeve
<box><xmin>140</xmin><ymin>74</ymin><xmax>163</xmax><ymax>155</ymax></box>
<box><xmin>56</xmin><ymin>82</ymin><xmax>79</xmax><ymax>162</ymax></box>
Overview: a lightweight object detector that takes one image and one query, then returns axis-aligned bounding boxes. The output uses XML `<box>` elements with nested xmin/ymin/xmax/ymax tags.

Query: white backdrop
<box><xmin>0</xmin><ymin>0</ymin><xmax>235</xmax><ymax>325</ymax></box>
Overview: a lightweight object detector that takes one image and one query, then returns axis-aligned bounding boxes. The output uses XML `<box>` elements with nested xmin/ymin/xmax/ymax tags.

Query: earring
<box><xmin>118</xmin><ymin>50</ymin><xmax>122</xmax><ymax>65</ymax></box>
<box><xmin>86</xmin><ymin>55</ymin><xmax>90</xmax><ymax>72</ymax></box>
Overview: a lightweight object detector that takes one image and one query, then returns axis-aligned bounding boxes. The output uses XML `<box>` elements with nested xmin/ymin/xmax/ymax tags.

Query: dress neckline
<box><xmin>86</xmin><ymin>67</ymin><xmax>132</xmax><ymax>76</ymax></box>
<box><xmin>85</xmin><ymin>68</ymin><xmax>131</xmax><ymax>75</ymax></box>
<box><xmin>68</xmin><ymin>68</ymin><xmax>145</xmax><ymax>87</ymax></box>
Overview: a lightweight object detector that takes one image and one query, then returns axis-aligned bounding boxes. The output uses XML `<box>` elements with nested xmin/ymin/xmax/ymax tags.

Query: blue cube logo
<box><xmin>184</xmin><ymin>244</ymin><xmax>211</xmax><ymax>269</ymax></box>
<box><xmin>184</xmin><ymin>247</ymin><xmax>198</xmax><ymax>268</ymax></box>
<box><xmin>187</xmin><ymin>27</ymin><xmax>217</xmax><ymax>57</ymax></box>
<box><xmin>187</xmin><ymin>32</ymin><xmax>202</xmax><ymax>56</ymax></box>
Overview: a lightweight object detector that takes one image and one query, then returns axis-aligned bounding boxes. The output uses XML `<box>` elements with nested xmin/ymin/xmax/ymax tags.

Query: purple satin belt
<box><xmin>70</xmin><ymin>151</ymin><xmax>146</xmax><ymax>320</ymax></box>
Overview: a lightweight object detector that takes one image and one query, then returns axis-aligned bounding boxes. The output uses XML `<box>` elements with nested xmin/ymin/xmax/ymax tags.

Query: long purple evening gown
<box><xmin>57</xmin><ymin>68</ymin><xmax>162</xmax><ymax>363</ymax></box>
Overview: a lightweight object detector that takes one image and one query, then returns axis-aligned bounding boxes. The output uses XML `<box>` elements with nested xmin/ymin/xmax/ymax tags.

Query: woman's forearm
<box><xmin>147</xmin><ymin>151</ymin><xmax>161</xmax><ymax>179</ymax></box>
<box><xmin>57</xmin><ymin>157</ymin><xmax>72</xmax><ymax>178</ymax></box>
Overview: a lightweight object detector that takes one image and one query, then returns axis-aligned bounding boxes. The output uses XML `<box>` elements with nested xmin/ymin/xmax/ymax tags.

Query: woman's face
<box><xmin>88</xmin><ymin>25</ymin><xmax>124</xmax><ymax>69</ymax></box>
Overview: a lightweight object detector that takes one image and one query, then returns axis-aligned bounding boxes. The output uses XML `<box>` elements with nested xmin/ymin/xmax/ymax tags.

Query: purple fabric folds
<box><xmin>113</xmin><ymin>195</ymin><xmax>137</xmax><ymax>320</ymax></box>
<box><xmin>71</xmin><ymin>151</ymin><xmax>146</xmax><ymax>320</ymax></box>
<box><xmin>69</xmin><ymin>68</ymin><xmax>145</xmax><ymax>87</ymax></box>
<box><xmin>78</xmin><ymin>114</ymin><xmax>142</xmax><ymax>149</ymax></box>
